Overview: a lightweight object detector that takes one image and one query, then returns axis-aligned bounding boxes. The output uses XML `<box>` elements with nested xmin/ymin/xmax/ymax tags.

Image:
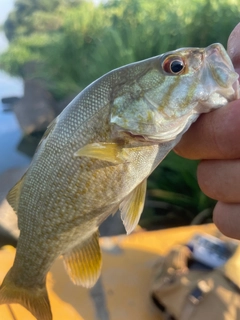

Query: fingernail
<box><xmin>227</xmin><ymin>23</ymin><xmax>240</xmax><ymax>72</ymax></box>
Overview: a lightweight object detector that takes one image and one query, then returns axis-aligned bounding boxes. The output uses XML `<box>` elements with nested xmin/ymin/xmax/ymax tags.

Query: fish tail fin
<box><xmin>0</xmin><ymin>268</ymin><xmax>52</xmax><ymax>320</ymax></box>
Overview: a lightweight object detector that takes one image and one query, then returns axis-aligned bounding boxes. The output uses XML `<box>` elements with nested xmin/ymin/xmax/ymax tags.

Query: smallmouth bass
<box><xmin>0</xmin><ymin>43</ymin><xmax>239</xmax><ymax>320</ymax></box>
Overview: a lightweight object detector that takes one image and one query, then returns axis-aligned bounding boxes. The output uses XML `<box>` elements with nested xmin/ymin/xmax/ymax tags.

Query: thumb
<box><xmin>227</xmin><ymin>22</ymin><xmax>240</xmax><ymax>75</ymax></box>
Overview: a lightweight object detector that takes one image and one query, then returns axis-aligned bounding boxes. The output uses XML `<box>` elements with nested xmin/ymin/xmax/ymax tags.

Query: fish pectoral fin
<box><xmin>7</xmin><ymin>172</ymin><xmax>27</xmax><ymax>213</ymax></box>
<box><xmin>0</xmin><ymin>268</ymin><xmax>51</xmax><ymax>320</ymax></box>
<box><xmin>119</xmin><ymin>179</ymin><xmax>147</xmax><ymax>235</ymax></box>
<box><xmin>63</xmin><ymin>231</ymin><xmax>102</xmax><ymax>288</ymax></box>
<box><xmin>74</xmin><ymin>142</ymin><xmax>125</xmax><ymax>164</ymax></box>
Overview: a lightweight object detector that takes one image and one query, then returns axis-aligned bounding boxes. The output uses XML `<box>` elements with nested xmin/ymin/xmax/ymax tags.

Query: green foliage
<box><xmin>139</xmin><ymin>136</ymin><xmax>218</xmax><ymax>228</ymax></box>
<box><xmin>142</xmin><ymin>151</ymin><xmax>216</xmax><ymax>227</ymax></box>
<box><xmin>1</xmin><ymin>0</ymin><xmax>240</xmax><ymax>99</ymax></box>
<box><xmin>0</xmin><ymin>0</ymin><xmax>238</xmax><ymax>226</ymax></box>
<box><xmin>3</xmin><ymin>0</ymin><xmax>82</xmax><ymax>41</ymax></box>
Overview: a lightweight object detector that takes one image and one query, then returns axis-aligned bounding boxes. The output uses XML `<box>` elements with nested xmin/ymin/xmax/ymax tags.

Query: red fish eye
<box><xmin>162</xmin><ymin>56</ymin><xmax>185</xmax><ymax>75</ymax></box>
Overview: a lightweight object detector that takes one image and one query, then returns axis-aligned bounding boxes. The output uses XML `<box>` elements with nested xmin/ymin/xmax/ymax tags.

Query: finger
<box><xmin>213</xmin><ymin>202</ymin><xmax>240</xmax><ymax>240</ymax></box>
<box><xmin>174</xmin><ymin>99</ymin><xmax>240</xmax><ymax>159</ymax></box>
<box><xmin>197</xmin><ymin>159</ymin><xmax>240</xmax><ymax>202</ymax></box>
<box><xmin>227</xmin><ymin>22</ymin><xmax>240</xmax><ymax>74</ymax></box>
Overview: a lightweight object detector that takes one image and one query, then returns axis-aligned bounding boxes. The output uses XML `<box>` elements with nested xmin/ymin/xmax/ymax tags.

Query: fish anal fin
<box><xmin>74</xmin><ymin>142</ymin><xmax>125</xmax><ymax>164</ymax></box>
<box><xmin>63</xmin><ymin>231</ymin><xmax>102</xmax><ymax>288</ymax></box>
<box><xmin>0</xmin><ymin>268</ymin><xmax>52</xmax><ymax>320</ymax></box>
<box><xmin>120</xmin><ymin>179</ymin><xmax>147</xmax><ymax>235</ymax></box>
<box><xmin>6</xmin><ymin>173</ymin><xmax>27</xmax><ymax>213</ymax></box>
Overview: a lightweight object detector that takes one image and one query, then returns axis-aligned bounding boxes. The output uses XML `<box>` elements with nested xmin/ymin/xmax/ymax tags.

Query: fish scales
<box><xmin>0</xmin><ymin>43</ymin><xmax>239</xmax><ymax>320</ymax></box>
<box><xmin>8</xmin><ymin>74</ymin><xmax>163</xmax><ymax>284</ymax></box>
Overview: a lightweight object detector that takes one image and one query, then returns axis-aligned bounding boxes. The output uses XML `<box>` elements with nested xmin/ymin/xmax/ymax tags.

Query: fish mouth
<box><xmin>205</xmin><ymin>43</ymin><xmax>239</xmax><ymax>100</ymax></box>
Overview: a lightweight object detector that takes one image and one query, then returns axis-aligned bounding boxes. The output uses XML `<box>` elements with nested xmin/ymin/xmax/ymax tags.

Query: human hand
<box><xmin>174</xmin><ymin>23</ymin><xmax>240</xmax><ymax>240</ymax></box>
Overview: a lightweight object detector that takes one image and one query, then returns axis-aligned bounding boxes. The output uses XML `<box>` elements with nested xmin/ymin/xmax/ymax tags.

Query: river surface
<box><xmin>0</xmin><ymin>71</ymin><xmax>31</xmax><ymax>174</ymax></box>
<box><xmin>0</xmin><ymin>108</ymin><xmax>31</xmax><ymax>174</ymax></box>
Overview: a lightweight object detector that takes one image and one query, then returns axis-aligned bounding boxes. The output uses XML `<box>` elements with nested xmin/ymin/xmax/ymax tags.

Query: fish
<box><xmin>0</xmin><ymin>43</ymin><xmax>239</xmax><ymax>320</ymax></box>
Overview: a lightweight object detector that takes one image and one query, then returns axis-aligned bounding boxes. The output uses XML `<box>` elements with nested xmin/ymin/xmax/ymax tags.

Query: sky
<box><xmin>0</xmin><ymin>0</ymin><xmax>14</xmax><ymax>23</ymax></box>
<box><xmin>0</xmin><ymin>0</ymin><xmax>15</xmax><ymax>52</ymax></box>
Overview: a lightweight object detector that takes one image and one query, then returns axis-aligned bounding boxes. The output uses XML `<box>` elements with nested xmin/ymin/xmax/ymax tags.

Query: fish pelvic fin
<box><xmin>74</xmin><ymin>142</ymin><xmax>125</xmax><ymax>164</ymax></box>
<box><xmin>63</xmin><ymin>231</ymin><xmax>102</xmax><ymax>288</ymax></box>
<box><xmin>120</xmin><ymin>178</ymin><xmax>147</xmax><ymax>235</ymax></box>
<box><xmin>0</xmin><ymin>268</ymin><xmax>52</xmax><ymax>320</ymax></box>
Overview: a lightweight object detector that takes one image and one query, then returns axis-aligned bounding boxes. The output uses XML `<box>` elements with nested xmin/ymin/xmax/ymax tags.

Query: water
<box><xmin>0</xmin><ymin>71</ymin><xmax>31</xmax><ymax>174</ymax></box>
<box><xmin>0</xmin><ymin>108</ymin><xmax>31</xmax><ymax>174</ymax></box>
<box><xmin>0</xmin><ymin>2</ymin><xmax>36</xmax><ymax>175</ymax></box>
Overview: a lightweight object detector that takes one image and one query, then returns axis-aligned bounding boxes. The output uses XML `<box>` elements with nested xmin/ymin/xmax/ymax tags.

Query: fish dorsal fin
<box><xmin>7</xmin><ymin>173</ymin><xmax>27</xmax><ymax>213</ymax></box>
<box><xmin>63</xmin><ymin>231</ymin><xmax>102</xmax><ymax>288</ymax></box>
<box><xmin>74</xmin><ymin>142</ymin><xmax>125</xmax><ymax>164</ymax></box>
<box><xmin>119</xmin><ymin>179</ymin><xmax>147</xmax><ymax>235</ymax></box>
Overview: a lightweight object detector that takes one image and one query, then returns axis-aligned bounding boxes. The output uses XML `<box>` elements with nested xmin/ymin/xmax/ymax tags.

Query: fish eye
<box><xmin>162</xmin><ymin>56</ymin><xmax>185</xmax><ymax>75</ymax></box>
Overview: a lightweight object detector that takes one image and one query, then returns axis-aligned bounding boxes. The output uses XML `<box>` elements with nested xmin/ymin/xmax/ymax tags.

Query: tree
<box><xmin>1</xmin><ymin>0</ymin><xmax>240</xmax><ymax>99</ymax></box>
<box><xmin>3</xmin><ymin>0</ymin><xmax>83</xmax><ymax>41</ymax></box>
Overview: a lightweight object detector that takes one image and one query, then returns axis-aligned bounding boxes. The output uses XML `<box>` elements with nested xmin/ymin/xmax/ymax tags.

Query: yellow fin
<box><xmin>74</xmin><ymin>142</ymin><xmax>125</xmax><ymax>164</ymax></box>
<box><xmin>63</xmin><ymin>231</ymin><xmax>102</xmax><ymax>288</ymax></box>
<box><xmin>120</xmin><ymin>179</ymin><xmax>147</xmax><ymax>235</ymax></box>
<box><xmin>6</xmin><ymin>173</ymin><xmax>26</xmax><ymax>213</ymax></box>
<box><xmin>0</xmin><ymin>268</ymin><xmax>52</xmax><ymax>320</ymax></box>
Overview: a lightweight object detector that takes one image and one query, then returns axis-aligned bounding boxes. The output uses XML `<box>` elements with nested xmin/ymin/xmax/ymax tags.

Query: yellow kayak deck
<box><xmin>0</xmin><ymin>224</ymin><xmax>218</xmax><ymax>320</ymax></box>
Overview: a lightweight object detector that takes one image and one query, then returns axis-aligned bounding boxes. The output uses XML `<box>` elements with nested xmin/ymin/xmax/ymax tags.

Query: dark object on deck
<box><xmin>1</xmin><ymin>96</ymin><xmax>20</xmax><ymax>112</ymax></box>
<box><xmin>17</xmin><ymin>130</ymin><xmax>45</xmax><ymax>158</ymax></box>
<box><xmin>0</xmin><ymin>225</ymin><xmax>17</xmax><ymax>248</ymax></box>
